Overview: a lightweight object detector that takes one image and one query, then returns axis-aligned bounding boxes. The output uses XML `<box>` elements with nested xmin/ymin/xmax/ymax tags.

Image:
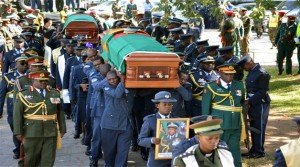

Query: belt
<box><xmin>193</xmin><ymin>96</ymin><xmax>202</xmax><ymax>101</ymax></box>
<box><xmin>212</xmin><ymin>104</ymin><xmax>242</xmax><ymax>112</ymax></box>
<box><xmin>25</xmin><ymin>114</ymin><xmax>57</xmax><ymax>121</ymax></box>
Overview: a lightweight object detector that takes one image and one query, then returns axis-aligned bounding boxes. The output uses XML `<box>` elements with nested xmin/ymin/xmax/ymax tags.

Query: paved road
<box><xmin>0</xmin><ymin>29</ymin><xmax>299</xmax><ymax>167</ymax></box>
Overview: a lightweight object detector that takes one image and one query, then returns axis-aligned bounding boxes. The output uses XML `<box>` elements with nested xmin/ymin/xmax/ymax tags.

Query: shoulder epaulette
<box><xmin>143</xmin><ymin>114</ymin><xmax>156</xmax><ymax>121</ymax></box>
<box><xmin>177</xmin><ymin>145</ymin><xmax>197</xmax><ymax>158</ymax></box>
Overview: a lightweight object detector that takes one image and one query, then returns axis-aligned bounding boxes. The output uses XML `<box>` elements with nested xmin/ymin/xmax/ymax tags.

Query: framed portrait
<box><xmin>155</xmin><ymin>118</ymin><xmax>190</xmax><ymax>160</ymax></box>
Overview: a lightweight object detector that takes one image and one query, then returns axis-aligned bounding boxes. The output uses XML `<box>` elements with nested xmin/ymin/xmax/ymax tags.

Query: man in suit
<box><xmin>2</xmin><ymin>35</ymin><xmax>25</xmax><ymax>74</ymax></box>
<box><xmin>13</xmin><ymin>70</ymin><xmax>66</xmax><ymax>167</ymax></box>
<box><xmin>56</xmin><ymin>39</ymin><xmax>75</xmax><ymax>119</ymax></box>
<box><xmin>202</xmin><ymin>64</ymin><xmax>246</xmax><ymax>167</ymax></box>
<box><xmin>237</xmin><ymin>56</ymin><xmax>271</xmax><ymax>159</ymax></box>
<box><xmin>62</xmin><ymin>42</ymin><xmax>84</xmax><ymax>123</ymax></box>
<box><xmin>0</xmin><ymin>56</ymin><xmax>28</xmax><ymax>159</ymax></box>
<box><xmin>138</xmin><ymin>91</ymin><xmax>177</xmax><ymax>167</ymax></box>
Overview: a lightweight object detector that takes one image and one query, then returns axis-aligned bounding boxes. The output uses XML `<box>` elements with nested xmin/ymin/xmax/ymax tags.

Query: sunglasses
<box><xmin>20</xmin><ymin>62</ymin><xmax>28</xmax><ymax>66</ymax></box>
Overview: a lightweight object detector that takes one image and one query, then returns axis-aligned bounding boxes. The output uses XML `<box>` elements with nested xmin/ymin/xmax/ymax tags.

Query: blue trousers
<box><xmin>44</xmin><ymin>0</ymin><xmax>53</xmax><ymax>12</ymax></box>
<box><xmin>101</xmin><ymin>123</ymin><xmax>133</xmax><ymax>167</ymax></box>
<box><xmin>84</xmin><ymin>105</ymin><xmax>93</xmax><ymax>146</ymax></box>
<box><xmin>90</xmin><ymin>116</ymin><xmax>102</xmax><ymax>161</ymax></box>
<box><xmin>31</xmin><ymin>0</ymin><xmax>42</xmax><ymax>10</ymax></box>
<box><xmin>66</xmin><ymin>0</ymin><xmax>75</xmax><ymax>12</ymax></box>
<box><xmin>249</xmin><ymin>102</ymin><xmax>270</xmax><ymax>154</ymax></box>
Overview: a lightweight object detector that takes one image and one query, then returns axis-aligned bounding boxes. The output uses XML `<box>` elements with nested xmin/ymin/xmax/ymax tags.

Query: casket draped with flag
<box><xmin>101</xmin><ymin>29</ymin><xmax>181</xmax><ymax>88</ymax></box>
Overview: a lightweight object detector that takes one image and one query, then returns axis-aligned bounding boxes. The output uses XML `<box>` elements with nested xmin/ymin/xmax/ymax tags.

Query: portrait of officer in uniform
<box><xmin>159</xmin><ymin>122</ymin><xmax>186</xmax><ymax>153</ymax></box>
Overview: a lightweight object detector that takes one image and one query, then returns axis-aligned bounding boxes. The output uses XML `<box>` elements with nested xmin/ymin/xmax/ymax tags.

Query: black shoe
<box><xmin>141</xmin><ymin>154</ymin><xmax>148</xmax><ymax>161</ymax></box>
<box><xmin>89</xmin><ymin>159</ymin><xmax>98</xmax><ymax>167</ymax></box>
<box><xmin>73</xmin><ymin>134</ymin><xmax>80</xmax><ymax>139</ymax></box>
<box><xmin>131</xmin><ymin>146</ymin><xmax>140</xmax><ymax>152</ymax></box>
<box><xmin>85</xmin><ymin>147</ymin><xmax>91</xmax><ymax>156</ymax></box>
<box><xmin>248</xmin><ymin>153</ymin><xmax>265</xmax><ymax>159</ymax></box>
<box><xmin>13</xmin><ymin>154</ymin><xmax>19</xmax><ymax>159</ymax></box>
<box><xmin>241</xmin><ymin>152</ymin><xmax>250</xmax><ymax>157</ymax></box>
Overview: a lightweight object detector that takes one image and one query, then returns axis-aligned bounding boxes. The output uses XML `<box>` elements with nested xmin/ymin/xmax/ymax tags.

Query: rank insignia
<box><xmin>235</xmin><ymin>90</ymin><xmax>242</xmax><ymax>96</ymax></box>
<box><xmin>50</xmin><ymin>98</ymin><xmax>61</xmax><ymax>104</ymax></box>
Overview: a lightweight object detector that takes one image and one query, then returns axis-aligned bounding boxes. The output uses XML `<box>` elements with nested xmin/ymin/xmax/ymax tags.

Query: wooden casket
<box><xmin>62</xmin><ymin>14</ymin><xmax>99</xmax><ymax>43</ymax></box>
<box><xmin>101</xmin><ymin>29</ymin><xmax>180</xmax><ymax>88</ymax></box>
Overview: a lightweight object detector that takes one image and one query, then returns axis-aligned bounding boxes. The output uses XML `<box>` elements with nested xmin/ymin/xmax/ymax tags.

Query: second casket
<box><xmin>101</xmin><ymin>29</ymin><xmax>180</xmax><ymax>88</ymax></box>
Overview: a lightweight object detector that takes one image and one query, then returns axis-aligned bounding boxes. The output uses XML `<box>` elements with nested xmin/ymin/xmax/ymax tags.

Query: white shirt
<box><xmin>158</xmin><ymin>112</ymin><xmax>170</xmax><ymax>119</ymax></box>
<box><xmin>35</xmin><ymin>87</ymin><xmax>46</xmax><ymax>97</ymax></box>
<box><xmin>220</xmin><ymin>78</ymin><xmax>232</xmax><ymax>89</ymax></box>
<box><xmin>143</xmin><ymin>2</ymin><xmax>153</xmax><ymax>11</ymax></box>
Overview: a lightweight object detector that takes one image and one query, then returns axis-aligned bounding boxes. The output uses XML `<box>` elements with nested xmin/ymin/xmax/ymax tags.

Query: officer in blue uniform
<box><xmin>138</xmin><ymin>91</ymin><xmax>177</xmax><ymax>167</ymax></box>
<box><xmin>193</xmin><ymin>45</ymin><xmax>219</xmax><ymax>70</ymax></box>
<box><xmin>174</xmin><ymin>34</ymin><xmax>193</xmax><ymax>53</ymax></box>
<box><xmin>94</xmin><ymin>70</ymin><xmax>135</xmax><ymax>167</ymax></box>
<box><xmin>237</xmin><ymin>55</ymin><xmax>271</xmax><ymax>159</ymax></box>
<box><xmin>166</xmin><ymin>27</ymin><xmax>184</xmax><ymax>46</ymax></box>
<box><xmin>88</xmin><ymin>63</ymin><xmax>111</xmax><ymax>167</ymax></box>
<box><xmin>140</xmin><ymin>18</ymin><xmax>152</xmax><ymax>35</ymax></box>
<box><xmin>21</xmin><ymin>31</ymin><xmax>44</xmax><ymax>56</ymax></box>
<box><xmin>151</xmin><ymin>14</ymin><xmax>165</xmax><ymax>43</ymax></box>
<box><xmin>189</xmin><ymin>55</ymin><xmax>219</xmax><ymax>117</ymax></box>
<box><xmin>0</xmin><ymin>56</ymin><xmax>28</xmax><ymax>159</ymax></box>
<box><xmin>184</xmin><ymin>39</ymin><xmax>208</xmax><ymax>66</ymax></box>
<box><xmin>165</xmin><ymin>18</ymin><xmax>184</xmax><ymax>41</ymax></box>
<box><xmin>217</xmin><ymin>46</ymin><xmax>244</xmax><ymax>81</ymax></box>
<box><xmin>70</xmin><ymin>54</ymin><xmax>88</xmax><ymax>144</ymax></box>
<box><xmin>2</xmin><ymin>35</ymin><xmax>25</xmax><ymax>74</ymax></box>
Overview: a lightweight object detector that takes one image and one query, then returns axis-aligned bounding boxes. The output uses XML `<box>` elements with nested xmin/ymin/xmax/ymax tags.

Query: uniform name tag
<box><xmin>50</xmin><ymin>98</ymin><xmax>61</xmax><ymax>104</ymax></box>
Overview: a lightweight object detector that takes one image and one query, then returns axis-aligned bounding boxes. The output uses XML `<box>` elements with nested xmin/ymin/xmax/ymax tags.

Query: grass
<box><xmin>266</xmin><ymin>66</ymin><xmax>300</xmax><ymax>116</ymax></box>
<box><xmin>243</xmin><ymin>65</ymin><xmax>300</xmax><ymax>167</ymax></box>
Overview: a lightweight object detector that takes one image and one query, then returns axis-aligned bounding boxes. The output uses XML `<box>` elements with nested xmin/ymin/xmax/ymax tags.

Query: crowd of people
<box><xmin>0</xmin><ymin>0</ymin><xmax>299</xmax><ymax>167</ymax></box>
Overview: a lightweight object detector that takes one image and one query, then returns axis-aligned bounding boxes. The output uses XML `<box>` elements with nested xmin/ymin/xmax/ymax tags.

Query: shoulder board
<box><xmin>258</xmin><ymin>67</ymin><xmax>267</xmax><ymax>73</ymax></box>
<box><xmin>143</xmin><ymin>114</ymin><xmax>156</xmax><ymax>121</ymax></box>
<box><xmin>217</xmin><ymin>141</ymin><xmax>229</xmax><ymax>150</ymax></box>
<box><xmin>177</xmin><ymin>145</ymin><xmax>197</xmax><ymax>158</ymax></box>
<box><xmin>66</xmin><ymin>57</ymin><xmax>74</xmax><ymax>61</ymax></box>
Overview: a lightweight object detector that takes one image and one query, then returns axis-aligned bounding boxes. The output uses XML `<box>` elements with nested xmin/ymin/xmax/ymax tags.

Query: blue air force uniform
<box><xmin>0</xmin><ymin>71</ymin><xmax>22</xmax><ymax>157</ymax></box>
<box><xmin>138</xmin><ymin>113</ymin><xmax>176</xmax><ymax>167</ymax></box>
<box><xmin>70</xmin><ymin>64</ymin><xmax>88</xmax><ymax>135</ymax></box>
<box><xmin>87</xmin><ymin>63</ymin><xmax>105</xmax><ymax>162</ymax></box>
<box><xmin>96</xmin><ymin>79</ymin><xmax>135</xmax><ymax>167</ymax></box>
<box><xmin>2</xmin><ymin>49</ymin><xmax>25</xmax><ymax>74</ymax></box>
<box><xmin>189</xmin><ymin>69</ymin><xmax>219</xmax><ymax>116</ymax></box>
<box><xmin>236</xmin><ymin>56</ymin><xmax>271</xmax><ymax>156</ymax></box>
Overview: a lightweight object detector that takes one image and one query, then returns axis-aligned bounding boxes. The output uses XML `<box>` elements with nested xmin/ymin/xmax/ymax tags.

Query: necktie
<box><xmin>227</xmin><ymin>83</ymin><xmax>231</xmax><ymax>90</ymax></box>
<box><xmin>207</xmin><ymin>74</ymin><xmax>211</xmax><ymax>81</ymax></box>
<box><xmin>39</xmin><ymin>89</ymin><xmax>44</xmax><ymax>98</ymax></box>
